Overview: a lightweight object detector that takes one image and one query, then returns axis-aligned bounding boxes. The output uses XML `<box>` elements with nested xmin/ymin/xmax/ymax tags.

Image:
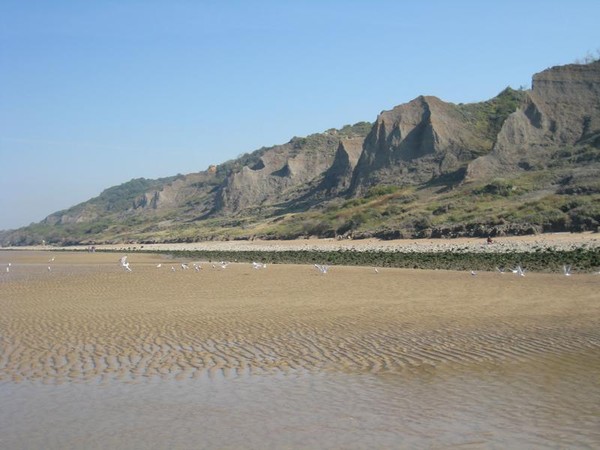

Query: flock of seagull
<box><xmin>119</xmin><ymin>257</ymin><xmax>259</xmax><ymax>273</ymax></box>
<box><xmin>119</xmin><ymin>259</ymin><xmax>332</xmax><ymax>275</ymax></box>
<box><xmin>1</xmin><ymin>257</ymin><xmax>596</xmax><ymax>278</ymax></box>
<box><xmin>116</xmin><ymin>258</ymin><xmax>587</xmax><ymax>278</ymax></box>
<box><xmin>469</xmin><ymin>264</ymin><xmax>574</xmax><ymax>277</ymax></box>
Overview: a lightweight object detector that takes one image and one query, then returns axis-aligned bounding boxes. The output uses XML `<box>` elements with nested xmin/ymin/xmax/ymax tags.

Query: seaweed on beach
<box><xmin>154</xmin><ymin>247</ymin><xmax>600</xmax><ymax>272</ymax></box>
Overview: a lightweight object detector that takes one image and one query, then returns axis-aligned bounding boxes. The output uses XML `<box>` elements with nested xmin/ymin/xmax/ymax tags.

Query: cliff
<box><xmin>466</xmin><ymin>61</ymin><xmax>600</xmax><ymax>180</ymax></box>
<box><xmin>1</xmin><ymin>60</ymin><xmax>599</xmax><ymax>245</ymax></box>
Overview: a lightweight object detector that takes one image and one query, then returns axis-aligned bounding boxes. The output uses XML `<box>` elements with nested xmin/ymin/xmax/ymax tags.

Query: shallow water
<box><xmin>2</xmin><ymin>352</ymin><xmax>599</xmax><ymax>449</ymax></box>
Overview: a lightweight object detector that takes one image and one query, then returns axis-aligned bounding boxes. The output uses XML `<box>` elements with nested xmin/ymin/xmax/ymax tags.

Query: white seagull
<box><xmin>512</xmin><ymin>265</ymin><xmax>525</xmax><ymax>277</ymax></box>
<box><xmin>156</xmin><ymin>264</ymin><xmax>162</xmax><ymax>269</ymax></box>
<box><xmin>119</xmin><ymin>256</ymin><xmax>132</xmax><ymax>272</ymax></box>
<box><xmin>252</xmin><ymin>261</ymin><xmax>267</xmax><ymax>269</ymax></box>
<box><xmin>314</xmin><ymin>264</ymin><xmax>329</xmax><ymax>274</ymax></box>
<box><xmin>563</xmin><ymin>265</ymin><xmax>572</xmax><ymax>277</ymax></box>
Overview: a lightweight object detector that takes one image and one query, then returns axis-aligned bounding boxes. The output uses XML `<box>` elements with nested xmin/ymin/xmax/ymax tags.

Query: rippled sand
<box><xmin>1</xmin><ymin>250</ymin><xmax>599</xmax><ymax>383</ymax></box>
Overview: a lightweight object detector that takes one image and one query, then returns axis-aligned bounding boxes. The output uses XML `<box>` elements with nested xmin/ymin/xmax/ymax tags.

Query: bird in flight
<box><xmin>314</xmin><ymin>264</ymin><xmax>329</xmax><ymax>274</ymax></box>
<box><xmin>512</xmin><ymin>265</ymin><xmax>525</xmax><ymax>277</ymax></box>
<box><xmin>119</xmin><ymin>256</ymin><xmax>132</xmax><ymax>272</ymax></box>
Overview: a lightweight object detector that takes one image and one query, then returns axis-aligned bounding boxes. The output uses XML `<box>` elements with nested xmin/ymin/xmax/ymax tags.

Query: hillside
<box><xmin>1</xmin><ymin>61</ymin><xmax>599</xmax><ymax>246</ymax></box>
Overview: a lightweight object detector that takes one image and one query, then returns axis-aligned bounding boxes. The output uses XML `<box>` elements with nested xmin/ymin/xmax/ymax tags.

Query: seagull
<box><xmin>374</xmin><ymin>268</ymin><xmax>379</xmax><ymax>274</ymax></box>
<box><xmin>512</xmin><ymin>265</ymin><xmax>525</xmax><ymax>277</ymax></box>
<box><xmin>156</xmin><ymin>264</ymin><xmax>162</xmax><ymax>269</ymax></box>
<box><xmin>563</xmin><ymin>265</ymin><xmax>572</xmax><ymax>277</ymax></box>
<box><xmin>470</xmin><ymin>270</ymin><xmax>477</xmax><ymax>276</ymax></box>
<box><xmin>495</xmin><ymin>267</ymin><xmax>505</xmax><ymax>274</ymax></box>
<box><xmin>48</xmin><ymin>257</ymin><xmax>55</xmax><ymax>262</ymax></box>
<box><xmin>171</xmin><ymin>266</ymin><xmax>176</xmax><ymax>272</ymax></box>
<box><xmin>193</xmin><ymin>263</ymin><xmax>201</xmax><ymax>272</ymax></box>
<box><xmin>220</xmin><ymin>261</ymin><xmax>229</xmax><ymax>269</ymax></box>
<box><xmin>314</xmin><ymin>264</ymin><xmax>329</xmax><ymax>274</ymax></box>
<box><xmin>119</xmin><ymin>256</ymin><xmax>132</xmax><ymax>272</ymax></box>
<box><xmin>181</xmin><ymin>263</ymin><xmax>189</xmax><ymax>270</ymax></box>
<box><xmin>252</xmin><ymin>261</ymin><xmax>266</xmax><ymax>269</ymax></box>
<box><xmin>47</xmin><ymin>266</ymin><xmax>51</xmax><ymax>272</ymax></box>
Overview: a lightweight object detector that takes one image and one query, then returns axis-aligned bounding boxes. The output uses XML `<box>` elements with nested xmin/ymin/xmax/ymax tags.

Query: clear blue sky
<box><xmin>1</xmin><ymin>0</ymin><xmax>599</xmax><ymax>230</ymax></box>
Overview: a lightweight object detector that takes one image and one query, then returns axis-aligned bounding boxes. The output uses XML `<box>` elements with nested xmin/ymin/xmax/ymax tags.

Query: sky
<box><xmin>1</xmin><ymin>0</ymin><xmax>599</xmax><ymax>230</ymax></box>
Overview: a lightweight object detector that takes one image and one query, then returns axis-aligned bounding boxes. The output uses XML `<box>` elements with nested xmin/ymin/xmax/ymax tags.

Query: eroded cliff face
<box><xmin>215</xmin><ymin>139</ymin><xmax>337</xmax><ymax>213</ymax></box>
<box><xmin>317</xmin><ymin>137</ymin><xmax>364</xmax><ymax>195</ymax></box>
<box><xmin>41</xmin><ymin>172</ymin><xmax>220</xmax><ymax>228</ymax></box>
<box><xmin>349</xmin><ymin>96</ymin><xmax>491</xmax><ymax>194</ymax></box>
<box><xmin>5</xmin><ymin>61</ymin><xmax>598</xmax><ymax>245</ymax></box>
<box><xmin>215</xmin><ymin>127</ymin><xmax>371</xmax><ymax>214</ymax></box>
<box><xmin>132</xmin><ymin>172</ymin><xmax>217</xmax><ymax>214</ymax></box>
<box><xmin>466</xmin><ymin>61</ymin><xmax>600</xmax><ymax>180</ymax></box>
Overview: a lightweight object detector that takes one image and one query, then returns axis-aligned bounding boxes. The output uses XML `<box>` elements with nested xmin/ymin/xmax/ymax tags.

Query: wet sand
<box><xmin>2</xmin><ymin>249</ymin><xmax>600</xmax><ymax>448</ymax></box>
<box><xmin>1</xmin><ymin>250</ymin><xmax>599</xmax><ymax>383</ymax></box>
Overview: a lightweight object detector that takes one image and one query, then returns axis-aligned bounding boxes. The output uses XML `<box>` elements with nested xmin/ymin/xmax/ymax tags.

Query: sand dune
<box><xmin>1</xmin><ymin>250</ymin><xmax>599</xmax><ymax>383</ymax></box>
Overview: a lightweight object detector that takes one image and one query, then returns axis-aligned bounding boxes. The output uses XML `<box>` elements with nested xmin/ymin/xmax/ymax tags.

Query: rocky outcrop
<box><xmin>349</xmin><ymin>96</ymin><xmax>491</xmax><ymax>194</ymax></box>
<box><xmin>466</xmin><ymin>61</ymin><xmax>600</xmax><ymax>180</ymax></box>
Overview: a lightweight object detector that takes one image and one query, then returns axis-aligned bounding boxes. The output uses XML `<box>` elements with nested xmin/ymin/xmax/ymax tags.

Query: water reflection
<box><xmin>1</xmin><ymin>351</ymin><xmax>599</xmax><ymax>449</ymax></box>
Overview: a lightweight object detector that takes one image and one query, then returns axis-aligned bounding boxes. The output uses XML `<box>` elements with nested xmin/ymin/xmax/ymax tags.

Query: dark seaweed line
<box><xmin>120</xmin><ymin>248</ymin><xmax>600</xmax><ymax>272</ymax></box>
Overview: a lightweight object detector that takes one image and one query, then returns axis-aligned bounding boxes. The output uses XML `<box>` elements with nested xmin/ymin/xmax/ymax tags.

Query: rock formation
<box><xmin>2</xmin><ymin>60</ymin><xmax>599</xmax><ymax>245</ymax></box>
<box><xmin>466</xmin><ymin>61</ymin><xmax>600</xmax><ymax>180</ymax></box>
<box><xmin>349</xmin><ymin>95</ymin><xmax>493</xmax><ymax>194</ymax></box>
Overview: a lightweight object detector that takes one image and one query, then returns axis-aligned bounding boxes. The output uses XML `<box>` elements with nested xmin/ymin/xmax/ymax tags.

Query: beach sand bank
<box><xmin>1</xmin><ymin>250</ymin><xmax>598</xmax><ymax>383</ymax></box>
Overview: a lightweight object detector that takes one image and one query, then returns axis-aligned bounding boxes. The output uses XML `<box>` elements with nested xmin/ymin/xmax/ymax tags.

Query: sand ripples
<box><xmin>1</xmin><ymin>251</ymin><xmax>599</xmax><ymax>383</ymax></box>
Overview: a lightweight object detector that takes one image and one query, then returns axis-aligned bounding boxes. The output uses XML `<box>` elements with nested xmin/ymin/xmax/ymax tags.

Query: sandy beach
<box><xmin>1</xmin><ymin>248</ymin><xmax>599</xmax><ymax>383</ymax></box>
<box><xmin>1</xmin><ymin>248</ymin><xmax>600</xmax><ymax>448</ymax></box>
